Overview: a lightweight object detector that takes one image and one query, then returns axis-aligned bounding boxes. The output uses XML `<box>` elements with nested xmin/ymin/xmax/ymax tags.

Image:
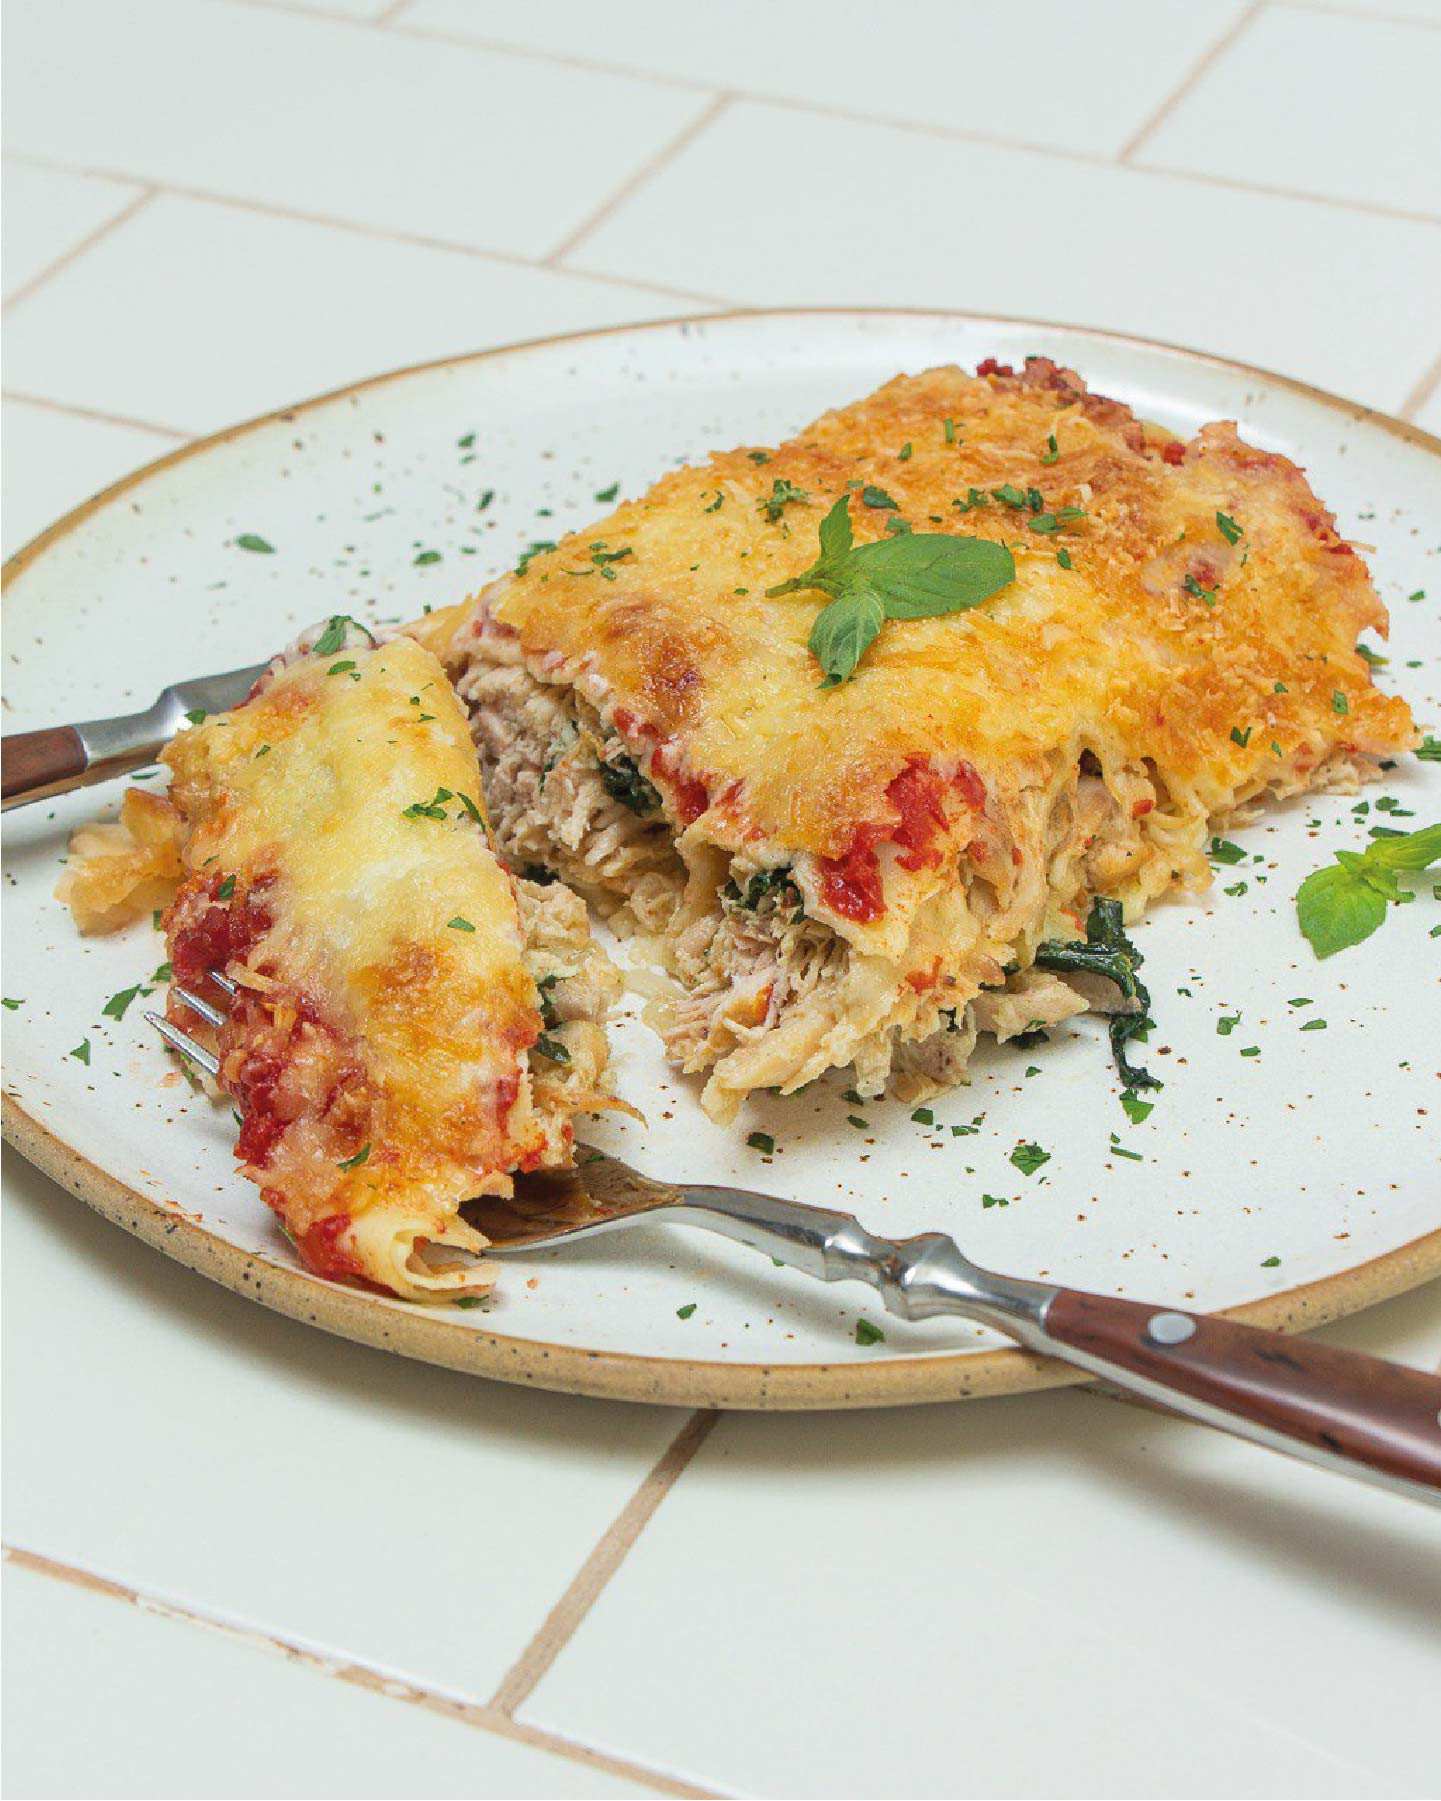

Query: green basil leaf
<box><xmin>1296</xmin><ymin>862</ymin><xmax>1388</xmax><ymax>958</ymax></box>
<box><xmin>1364</xmin><ymin>820</ymin><xmax>1441</xmax><ymax>871</ymax></box>
<box><xmin>809</xmin><ymin>582</ymin><xmax>885</xmax><ymax>686</ymax></box>
<box><xmin>849</xmin><ymin>532</ymin><xmax>1015</xmax><ymax>619</ymax></box>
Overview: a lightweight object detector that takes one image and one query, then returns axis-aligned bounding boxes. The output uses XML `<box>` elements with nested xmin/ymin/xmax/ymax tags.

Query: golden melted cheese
<box><xmin>468</xmin><ymin>359</ymin><xmax>1414</xmax><ymax>933</ymax></box>
<box><xmin>162</xmin><ymin>637</ymin><xmax>549</xmax><ymax>1299</ymax></box>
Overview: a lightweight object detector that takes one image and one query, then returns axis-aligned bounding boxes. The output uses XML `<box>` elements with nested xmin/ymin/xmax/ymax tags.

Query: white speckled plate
<box><xmin>4</xmin><ymin>311</ymin><xmax>1439</xmax><ymax>1407</ymax></box>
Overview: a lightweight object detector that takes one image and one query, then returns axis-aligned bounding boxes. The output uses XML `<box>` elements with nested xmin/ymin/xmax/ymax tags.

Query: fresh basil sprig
<box><xmin>1296</xmin><ymin>820</ymin><xmax>1440</xmax><ymax>957</ymax></box>
<box><xmin>766</xmin><ymin>496</ymin><xmax>1015</xmax><ymax>685</ymax></box>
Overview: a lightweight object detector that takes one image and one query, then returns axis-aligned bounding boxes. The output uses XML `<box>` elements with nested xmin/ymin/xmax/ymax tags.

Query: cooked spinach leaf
<box><xmin>1034</xmin><ymin>897</ymin><xmax>1159</xmax><ymax>1090</ymax></box>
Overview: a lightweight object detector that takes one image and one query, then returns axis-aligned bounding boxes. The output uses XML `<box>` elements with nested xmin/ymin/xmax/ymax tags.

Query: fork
<box><xmin>149</xmin><ymin>997</ymin><xmax>1441</xmax><ymax>1505</ymax></box>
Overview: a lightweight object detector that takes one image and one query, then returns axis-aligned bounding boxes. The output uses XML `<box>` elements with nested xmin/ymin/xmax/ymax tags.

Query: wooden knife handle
<box><xmin>1043</xmin><ymin>1289</ymin><xmax>1441</xmax><ymax>1495</ymax></box>
<box><xmin>2</xmin><ymin>726</ymin><xmax>87</xmax><ymax>808</ymax></box>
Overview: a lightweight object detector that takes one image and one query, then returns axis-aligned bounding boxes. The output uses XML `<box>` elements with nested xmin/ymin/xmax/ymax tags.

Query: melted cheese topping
<box><xmin>462</xmin><ymin>359</ymin><xmax>1414</xmax><ymax>949</ymax></box>
<box><xmin>162</xmin><ymin>637</ymin><xmax>549</xmax><ymax>1298</ymax></box>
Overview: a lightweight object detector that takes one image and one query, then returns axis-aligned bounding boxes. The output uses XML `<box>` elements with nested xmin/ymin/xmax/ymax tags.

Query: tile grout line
<box><xmin>0</xmin><ymin>149</ymin><xmax>733</xmax><ymax>309</ymax></box>
<box><xmin>544</xmin><ymin>95</ymin><xmax>733</xmax><ymax>268</ymax></box>
<box><xmin>1</xmin><ymin>388</ymin><xmax>190</xmax><ymax>440</ymax></box>
<box><xmin>1</xmin><ymin>1545</ymin><xmax>721</xmax><ymax>1800</ymax></box>
<box><xmin>1</xmin><ymin>188</ymin><xmax>157</xmax><ymax>317</ymax></box>
<box><xmin>1118</xmin><ymin>0</ymin><xmax>1265</xmax><ymax>163</ymax></box>
<box><xmin>379</xmin><ymin>23</ymin><xmax>1441</xmax><ymax>230</ymax></box>
<box><xmin>1397</xmin><ymin>347</ymin><xmax>1441</xmax><ymax>422</ymax></box>
<box><xmin>490</xmin><ymin>1408</ymin><xmax>719</xmax><ymax>1716</ymax></box>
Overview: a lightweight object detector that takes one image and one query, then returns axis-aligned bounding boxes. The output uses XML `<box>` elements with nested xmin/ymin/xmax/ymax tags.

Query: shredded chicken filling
<box><xmin>453</xmin><ymin>646</ymin><xmax>1178</xmax><ymax>1120</ymax></box>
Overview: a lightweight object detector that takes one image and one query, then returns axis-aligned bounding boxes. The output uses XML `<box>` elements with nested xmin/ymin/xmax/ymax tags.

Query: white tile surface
<box><xmin>401</xmin><ymin>0</ymin><xmax>1248</xmax><ymax>159</ymax></box>
<box><xmin>1139</xmin><ymin>5</ymin><xmax>1441</xmax><ymax>217</ymax></box>
<box><xmin>1</xmin><ymin>1561</ymin><xmax>653</xmax><ymax>1801</ymax></box>
<box><xmin>564</xmin><ymin>99</ymin><xmax>1441</xmax><ymax>412</ymax></box>
<box><xmin>2</xmin><ymin>399</ymin><xmax>181</xmax><ymax>557</ymax></box>
<box><xmin>1</xmin><ymin>159</ymin><xmax>144</xmax><ymax>301</ymax></box>
<box><xmin>1</xmin><ymin>1154</ymin><xmax>687</xmax><ymax>1703</ymax></box>
<box><xmin>2</xmin><ymin>0</ymin><xmax>711</xmax><ymax>259</ymax></box>
<box><xmin>523</xmin><ymin>1286</ymin><xmax>1441</xmax><ymax>1800</ymax></box>
<box><xmin>2</xmin><ymin>193</ymin><xmax>710</xmax><ymax>434</ymax></box>
<box><xmin>264</xmin><ymin>0</ymin><xmax>399</xmax><ymax>18</ymax></box>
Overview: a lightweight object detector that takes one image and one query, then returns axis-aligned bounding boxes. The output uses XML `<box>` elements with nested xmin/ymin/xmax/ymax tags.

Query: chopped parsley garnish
<box><xmin>1209</xmin><ymin>838</ymin><xmax>1247</xmax><ymax>866</ymax></box>
<box><xmin>1120</xmin><ymin>1090</ymin><xmax>1153</xmax><ymax>1125</ymax></box>
<box><xmin>1042</xmin><ymin>434</ymin><xmax>1059</xmax><ymax>464</ymax></box>
<box><xmin>234</xmin><ymin>533</ymin><xmax>274</xmax><ymax>554</ymax></box>
<box><xmin>897</xmin><ymin>442</ymin><xmax>913</xmax><ymax>461</ymax></box>
<box><xmin>447</xmin><ymin>916</ymin><xmax>475</xmax><ymax>931</ymax></box>
<box><xmin>1296</xmin><ymin>821</ymin><xmax>1441</xmax><ymax>958</ymax></box>
<box><xmin>1260</xmin><ymin>1255</ymin><xmax>1281</xmax><ymax>1268</ymax></box>
<box><xmin>846</xmin><ymin>1115</ymin><xmax>870</xmax><ymax>1130</ymax></box>
<box><xmin>1332</xmin><ymin>690</ymin><xmax>1349</xmax><ymax>715</ymax></box>
<box><xmin>910</xmin><ymin>1107</ymin><xmax>935</xmax><ymax>1126</ymax></box>
<box><xmin>677</xmin><ymin>1303</ymin><xmax>697</xmax><ymax>1320</ymax></box>
<box><xmin>477</xmin><ymin>488</ymin><xmax>495</xmax><ymax>511</ymax></box>
<box><xmin>952</xmin><ymin>487</ymin><xmax>990</xmax><ymax>513</ymax></box>
<box><xmin>1183</xmin><ymin>573</ymin><xmax>1218</xmax><ymax>605</ymax></box>
<box><xmin>1416</xmin><ymin>737</ymin><xmax>1441</xmax><ymax>762</ymax></box>
<box><xmin>1229</xmin><ymin>726</ymin><xmax>1251</xmax><ymax>748</ymax></box>
<box><xmin>327</xmin><ymin>659</ymin><xmax>358</xmax><ymax>677</ymax></box>
<box><xmin>1010</xmin><ymin>1141</ymin><xmax>1050</xmax><ymax>1177</ymax></box>
<box><xmin>570</xmin><ymin>543</ymin><xmax>634</xmax><ymax>581</ymax></box>
<box><xmin>336</xmin><ymin>1144</ymin><xmax>371</xmax><ymax>1169</ymax></box>
<box><xmin>456</xmin><ymin>791</ymin><xmax>484</xmax><ymax>826</ymax></box>
<box><xmin>216</xmin><ymin>874</ymin><xmax>237</xmax><ymax>901</ymax></box>
<box><xmin>982</xmin><ymin>1194</ymin><xmax>1008</xmax><ymax>1208</ymax></box>
<box><xmin>255</xmin><ymin>743</ymin><xmax>272</xmax><ymax>758</ymax></box>
<box><xmin>1034</xmin><ymin>898</ymin><xmax>1158</xmax><ymax>1090</ymax></box>
<box><xmin>855</xmin><ymin>1318</ymin><xmax>885</xmax><ymax>1345</ymax></box>
<box><xmin>758</xmin><ymin>478</ymin><xmax>810</xmax><ymax>524</ymax></box>
<box><xmin>595</xmin><ymin>481</ymin><xmax>620</xmax><ymax>502</ymax></box>
<box><xmin>1239</xmin><ymin>1045</ymin><xmax>1260</xmax><ymax>1058</ymax></box>
<box><xmin>457</xmin><ymin>432</ymin><xmax>475</xmax><ymax>448</ymax></box>
<box><xmin>746</xmin><ymin>1131</ymin><xmax>776</xmax><ymax>1154</ymax></box>
<box><xmin>312</xmin><ymin>613</ymin><xmax>378</xmax><ymax>656</ymax></box>
<box><xmin>455</xmin><ymin>1295</ymin><xmax>484</xmax><ymax>1309</ymax></box>
<box><xmin>1224</xmin><ymin>881</ymin><xmax>1248</xmax><ymax>897</ymax></box>
<box><xmin>1217</xmin><ymin>1014</ymin><xmax>1240</xmax><ymax>1035</ymax></box>
<box><xmin>515</xmin><ymin>539</ymin><xmax>558</xmax><ymax>576</ymax></box>
<box><xmin>2</xmin><ymin>998</ymin><xmax>22</xmax><ymax>1010</ymax></box>
<box><xmin>702</xmin><ymin>490</ymin><xmax>724</xmax><ymax>514</ymax></box>
<box><xmin>413</xmin><ymin>550</ymin><xmax>442</xmax><ymax>566</ymax></box>
<box><xmin>860</xmin><ymin>485</ymin><xmax>898</xmax><ymax>510</ymax></box>
<box><xmin>943</xmin><ymin>418</ymin><xmax>956</xmax><ymax>444</ymax></box>
<box><xmin>1056</xmin><ymin>548</ymin><xmax>1073</xmax><ymax>570</ymax></box>
<box><xmin>747</xmin><ymin>450</ymin><xmax>771</xmax><ymax>465</ymax></box>
<box><xmin>1356</xmin><ymin>643</ymin><xmax>1388</xmax><ymax>667</ymax></box>
<box><xmin>1300</xmin><ymin>1018</ymin><xmax>1327</xmax><ymax>1031</ymax></box>
<box><xmin>153</xmin><ymin>962</ymin><xmax>172</xmax><ymax>983</ymax></box>
<box><xmin>102</xmin><ymin>985</ymin><xmax>145</xmax><ymax>1021</ymax></box>
<box><xmin>599</xmin><ymin>753</ymin><xmax>661</xmax><ymax>815</ymax></box>
<box><xmin>184</xmin><ymin>708</ymin><xmax>207</xmax><ymax>727</ymax></box>
<box><xmin>535</xmin><ymin>1034</ymin><xmax>570</xmax><ymax>1064</ymax></box>
<box><xmin>1026</xmin><ymin>507</ymin><xmax>1085</xmax><ymax>535</ymax></box>
<box><xmin>402</xmin><ymin>788</ymin><xmax>452</xmax><ymax>822</ymax></box>
<box><xmin>70</xmin><ymin>1039</ymin><xmax>91</xmax><ymax>1065</ymax></box>
<box><xmin>767</xmin><ymin>496</ymin><xmax>1014</xmax><ymax>686</ymax></box>
<box><xmin>1216</xmin><ymin>511</ymin><xmax>1242</xmax><ymax>545</ymax></box>
<box><xmin>1109</xmin><ymin>1135</ymin><xmax>1143</xmax><ymax>1162</ymax></box>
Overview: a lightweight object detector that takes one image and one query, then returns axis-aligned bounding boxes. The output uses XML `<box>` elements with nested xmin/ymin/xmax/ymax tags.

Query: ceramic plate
<box><xmin>4</xmin><ymin>310</ymin><xmax>1439</xmax><ymax>1408</ymax></box>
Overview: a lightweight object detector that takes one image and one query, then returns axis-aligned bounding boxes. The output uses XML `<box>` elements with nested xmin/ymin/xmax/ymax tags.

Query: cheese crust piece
<box><xmin>434</xmin><ymin>356</ymin><xmax>1416</xmax><ymax>1119</ymax></box>
<box><xmin>138</xmin><ymin>634</ymin><xmax>616</xmax><ymax>1298</ymax></box>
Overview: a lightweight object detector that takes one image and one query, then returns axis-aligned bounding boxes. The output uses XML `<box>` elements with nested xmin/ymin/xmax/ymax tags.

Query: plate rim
<box><xmin>5</xmin><ymin>304</ymin><xmax>1439</xmax><ymax>1410</ymax></box>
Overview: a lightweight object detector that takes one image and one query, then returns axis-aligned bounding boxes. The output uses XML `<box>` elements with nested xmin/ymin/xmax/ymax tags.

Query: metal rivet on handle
<box><xmin>1147</xmin><ymin>1311</ymin><xmax>1196</xmax><ymax>1346</ymax></box>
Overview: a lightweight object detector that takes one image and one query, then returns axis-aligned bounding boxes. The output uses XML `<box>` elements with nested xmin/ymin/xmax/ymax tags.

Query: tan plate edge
<box><xmin>5</xmin><ymin>307</ymin><xmax>1439</xmax><ymax>1409</ymax></box>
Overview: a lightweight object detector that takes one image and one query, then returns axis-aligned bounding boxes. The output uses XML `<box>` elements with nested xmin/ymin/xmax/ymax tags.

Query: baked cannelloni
<box><xmin>65</xmin><ymin>630</ymin><xmax>619</xmax><ymax>1298</ymax></box>
<box><xmin>423</xmin><ymin>356</ymin><xmax>1416</xmax><ymax>1121</ymax></box>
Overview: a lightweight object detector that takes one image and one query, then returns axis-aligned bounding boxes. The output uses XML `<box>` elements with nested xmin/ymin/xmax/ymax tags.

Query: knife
<box><xmin>1</xmin><ymin>662</ymin><xmax>268</xmax><ymax>810</ymax></box>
